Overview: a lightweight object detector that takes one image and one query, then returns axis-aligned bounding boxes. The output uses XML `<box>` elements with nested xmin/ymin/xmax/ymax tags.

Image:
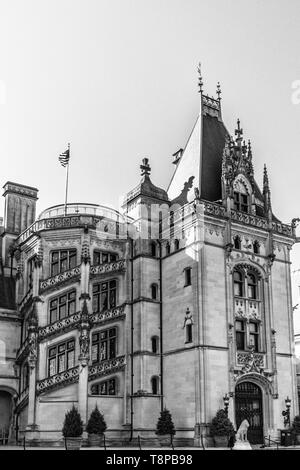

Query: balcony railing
<box><xmin>88</xmin><ymin>355</ymin><xmax>126</xmax><ymax>381</ymax></box>
<box><xmin>37</xmin><ymin>366</ymin><xmax>80</xmax><ymax>395</ymax></box>
<box><xmin>90</xmin><ymin>259</ymin><xmax>126</xmax><ymax>276</ymax></box>
<box><xmin>16</xmin><ymin>337</ymin><xmax>30</xmax><ymax>364</ymax></box>
<box><xmin>90</xmin><ymin>304</ymin><xmax>126</xmax><ymax>326</ymax></box>
<box><xmin>38</xmin><ymin>311</ymin><xmax>81</xmax><ymax>340</ymax></box>
<box><xmin>39</xmin><ymin>265</ymin><xmax>81</xmax><ymax>293</ymax></box>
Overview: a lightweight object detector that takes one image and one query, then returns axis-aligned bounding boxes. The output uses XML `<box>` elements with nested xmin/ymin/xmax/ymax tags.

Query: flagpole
<box><xmin>64</xmin><ymin>143</ymin><xmax>70</xmax><ymax>216</ymax></box>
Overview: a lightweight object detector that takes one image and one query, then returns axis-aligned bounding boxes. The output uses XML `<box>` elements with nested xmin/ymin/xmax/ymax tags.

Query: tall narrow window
<box><xmin>151</xmin><ymin>283</ymin><xmax>158</xmax><ymax>300</ymax></box>
<box><xmin>91</xmin><ymin>328</ymin><xmax>117</xmax><ymax>364</ymax></box>
<box><xmin>28</xmin><ymin>257</ymin><xmax>35</xmax><ymax>290</ymax></box>
<box><xmin>166</xmin><ymin>242</ymin><xmax>170</xmax><ymax>255</ymax></box>
<box><xmin>247</xmin><ymin>273</ymin><xmax>257</xmax><ymax>299</ymax></box>
<box><xmin>174</xmin><ymin>239</ymin><xmax>180</xmax><ymax>251</ymax></box>
<box><xmin>150</xmin><ymin>242</ymin><xmax>157</xmax><ymax>257</ymax></box>
<box><xmin>50</xmin><ymin>249</ymin><xmax>77</xmax><ymax>276</ymax></box>
<box><xmin>234</xmin><ymin>235</ymin><xmax>241</xmax><ymax>250</ymax></box>
<box><xmin>49</xmin><ymin>290</ymin><xmax>76</xmax><ymax>323</ymax></box>
<box><xmin>151</xmin><ymin>376</ymin><xmax>159</xmax><ymax>395</ymax></box>
<box><xmin>92</xmin><ymin>280</ymin><xmax>117</xmax><ymax>312</ymax></box>
<box><xmin>151</xmin><ymin>336</ymin><xmax>159</xmax><ymax>354</ymax></box>
<box><xmin>253</xmin><ymin>241</ymin><xmax>260</xmax><ymax>254</ymax></box>
<box><xmin>186</xmin><ymin>323</ymin><xmax>193</xmax><ymax>343</ymax></box>
<box><xmin>233</xmin><ymin>271</ymin><xmax>243</xmax><ymax>297</ymax></box>
<box><xmin>235</xmin><ymin>320</ymin><xmax>245</xmax><ymax>350</ymax></box>
<box><xmin>48</xmin><ymin>339</ymin><xmax>75</xmax><ymax>377</ymax></box>
<box><xmin>184</xmin><ymin>267</ymin><xmax>192</xmax><ymax>286</ymax></box>
<box><xmin>249</xmin><ymin>322</ymin><xmax>259</xmax><ymax>351</ymax></box>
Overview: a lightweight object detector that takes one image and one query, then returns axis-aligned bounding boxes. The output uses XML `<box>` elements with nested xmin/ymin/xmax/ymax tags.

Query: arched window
<box><xmin>234</xmin><ymin>235</ymin><xmax>241</xmax><ymax>250</ymax></box>
<box><xmin>233</xmin><ymin>271</ymin><xmax>243</xmax><ymax>297</ymax></box>
<box><xmin>150</xmin><ymin>242</ymin><xmax>157</xmax><ymax>257</ymax></box>
<box><xmin>247</xmin><ymin>273</ymin><xmax>258</xmax><ymax>300</ymax></box>
<box><xmin>151</xmin><ymin>336</ymin><xmax>159</xmax><ymax>354</ymax></box>
<box><xmin>151</xmin><ymin>283</ymin><xmax>158</xmax><ymax>300</ymax></box>
<box><xmin>174</xmin><ymin>239</ymin><xmax>180</xmax><ymax>251</ymax></box>
<box><xmin>253</xmin><ymin>241</ymin><xmax>260</xmax><ymax>254</ymax></box>
<box><xmin>151</xmin><ymin>376</ymin><xmax>159</xmax><ymax>395</ymax></box>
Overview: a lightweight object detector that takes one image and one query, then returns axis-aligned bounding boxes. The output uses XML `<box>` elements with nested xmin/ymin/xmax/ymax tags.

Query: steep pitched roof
<box><xmin>168</xmin><ymin>95</ymin><xmax>229</xmax><ymax>204</ymax></box>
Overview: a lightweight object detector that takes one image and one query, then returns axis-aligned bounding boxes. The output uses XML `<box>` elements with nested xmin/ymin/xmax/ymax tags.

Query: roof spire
<box><xmin>263</xmin><ymin>164</ymin><xmax>272</xmax><ymax>215</ymax></box>
<box><xmin>197</xmin><ymin>62</ymin><xmax>203</xmax><ymax>94</ymax></box>
<box><xmin>140</xmin><ymin>158</ymin><xmax>151</xmax><ymax>177</ymax></box>
<box><xmin>263</xmin><ymin>164</ymin><xmax>269</xmax><ymax>191</ymax></box>
<box><xmin>216</xmin><ymin>82</ymin><xmax>221</xmax><ymax>100</ymax></box>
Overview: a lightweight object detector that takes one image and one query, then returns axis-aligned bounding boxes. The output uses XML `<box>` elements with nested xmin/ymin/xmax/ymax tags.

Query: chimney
<box><xmin>1</xmin><ymin>182</ymin><xmax>38</xmax><ymax>268</ymax></box>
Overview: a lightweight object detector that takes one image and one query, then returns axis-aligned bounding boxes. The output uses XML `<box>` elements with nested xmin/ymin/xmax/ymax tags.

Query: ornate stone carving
<box><xmin>37</xmin><ymin>366</ymin><xmax>79</xmax><ymax>394</ymax></box>
<box><xmin>88</xmin><ymin>355</ymin><xmax>126</xmax><ymax>381</ymax></box>
<box><xmin>39</xmin><ymin>265</ymin><xmax>81</xmax><ymax>293</ymax></box>
<box><xmin>236</xmin><ymin>349</ymin><xmax>264</xmax><ymax>374</ymax></box>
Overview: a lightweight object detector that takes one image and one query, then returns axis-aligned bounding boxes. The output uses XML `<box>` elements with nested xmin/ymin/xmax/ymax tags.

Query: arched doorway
<box><xmin>235</xmin><ymin>382</ymin><xmax>263</xmax><ymax>444</ymax></box>
<box><xmin>0</xmin><ymin>390</ymin><xmax>13</xmax><ymax>445</ymax></box>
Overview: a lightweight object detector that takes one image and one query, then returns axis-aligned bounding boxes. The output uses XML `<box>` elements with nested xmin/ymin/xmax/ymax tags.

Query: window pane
<box><xmin>109</xmin><ymin>338</ymin><xmax>116</xmax><ymax>359</ymax></box>
<box><xmin>101</xmin><ymin>292</ymin><xmax>108</xmax><ymax>311</ymax></box>
<box><xmin>67</xmin><ymin>350</ymin><xmax>75</xmax><ymax>369</ymax></box>
<box><xmin>110</xmin><ymin>289</ymin><xmax>116</xmax><ymax>308</ymax></box>
<box><xmin>49</xmin><ymin>347</ymin><xmax>57</xmax><ymax>357</ymax></box>
<box><xmin>108</xmin><ymin>379</ymin><xmax>116</xmax><ymax>395</ymax></box>
<box><xmin>102</xmin><ymin>253</ymin><xmax>109</xmax><ymax>264</ymax></box>
<box><xmin>59</xmin><ymin>304</ymin><xmax>67</xmax><ymax>319</ymax></box>
<box><xmin>100</xmin><ymin>342</ymin><xmax>107</xmax><ymax>361</ymax></box>
<box><xmin>52</xmin><ymin>252</ymin><xmax>59</xmax><ymax>262</ymax></box>
<box><xmin>91</xmin><ymin>384</ymin><xmax>98</xmax><ymax>395</ymax></box>
<box><xmin>58</xmin><ymin>354</ymin><xmax>65</xmax><ymax>373</ymax></box>
<box><xmin>68</xmin><ymin>300</ymin><xmax>76</xmax><ymax>315</ymax></box>
<box><xmin>61</xmin><ymin>258</ymin><xmax>68</xmax><ymax>272</ymax></box>
<box><xmin>49</xmin><ymin>358</ymin><xmax>56</xmax><ymax>376</ymax></box>
<box><xmin>91</xmin><ymin>344</ymin><xmax>98</xmax><ymax>362</ymax></box>
<box><xmin>100</xmin><ymin>382</ymin><xmax>107</xmax><ymax>395</ymax></box>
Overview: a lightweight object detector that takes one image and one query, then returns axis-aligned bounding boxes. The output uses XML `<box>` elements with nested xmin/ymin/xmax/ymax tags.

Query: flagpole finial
<box><xmin>197</xmin><ymin>62</ymin><xmax>203</xmax><ymax>94</ymax></box>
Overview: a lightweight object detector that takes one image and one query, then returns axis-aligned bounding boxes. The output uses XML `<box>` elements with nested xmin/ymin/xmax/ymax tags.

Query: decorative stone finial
<box><xmin>235</xmin><ymin>119</ymin><xmax>243</xmax><ymax>145</ymax></box>
<box><xmin>140</xmin><ymin>158</ymin><xmax>151</xmax><ymax>177</ymax></box>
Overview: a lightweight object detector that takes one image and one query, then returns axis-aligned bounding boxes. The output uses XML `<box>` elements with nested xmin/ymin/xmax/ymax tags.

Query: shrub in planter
<box><xmin>155</xmin><ymin>408</ymin><xmax>176</xmax><ymax>446</ymax></box>
<box><xmin>292</xmin><ymin>415</ymin><xmax>300</xmax><ymax>444</ymax></box>
<box><xmin>86</xmin><ymin>405</ymin><xmax>107</xmax><ymax>447</ymax></box>
<box><xmin>62</xmin><ymin>405</ymin><xmax>84</xmax><ymax>450</ymax></box>
<box><xmin>210</xmin><ymin>409</ymin><xmax>235</xmax><ymax>448</ymax></box>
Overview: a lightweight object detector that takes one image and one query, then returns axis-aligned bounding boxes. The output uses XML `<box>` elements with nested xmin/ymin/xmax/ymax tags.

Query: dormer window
<box><xmin>233</xmin><ymin>191</ymin><xmax>249</xmax><ymax>213</ymax></box>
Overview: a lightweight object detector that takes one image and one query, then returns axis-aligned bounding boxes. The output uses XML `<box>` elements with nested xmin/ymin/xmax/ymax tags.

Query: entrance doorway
<box><xmin>235</xmin><ymin>382</ymin><xmax>263</xmax><ymax>444</ymax></box>
<box><xmin>0</xmin><ymin>391</ymin><xmax>13</xmax><ymax>445</ymax></box>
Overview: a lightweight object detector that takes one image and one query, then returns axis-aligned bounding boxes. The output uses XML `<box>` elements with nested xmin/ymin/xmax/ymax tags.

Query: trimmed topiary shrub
<box><xmin>86</xmin><ymin>405</ymin><xmax>107</xmax><ymax>435</ymax></box>
<box><xmin>210</xmin><ymin>409</ymin><xmax>235</xmax><ymax>437</ymax></box>
<box><xmin>155</xmin><ymin>408</ymin><xmax>176</xmax><ymax>436</ymax></box>
<box><xmin>62</xmin><ymin>405</ymin><xmax>83</xmax><ymax>437</ymax></box>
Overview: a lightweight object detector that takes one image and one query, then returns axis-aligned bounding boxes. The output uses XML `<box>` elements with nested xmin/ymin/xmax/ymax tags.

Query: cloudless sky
<box><xmin>1</xmin><ymin>0</ymin><xmax>300</xmax><ymax>265</ymax></box>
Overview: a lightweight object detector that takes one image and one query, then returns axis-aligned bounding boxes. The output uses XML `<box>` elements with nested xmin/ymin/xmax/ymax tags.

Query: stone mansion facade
<box><xmin>0</xmin><ymin>79</ymin><xmax>298</xmax><ymax>446</ymax></box>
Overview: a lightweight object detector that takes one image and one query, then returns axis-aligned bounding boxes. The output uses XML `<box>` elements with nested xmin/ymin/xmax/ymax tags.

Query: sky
<box><xmin>1</xmin><ymin>0</ymin><xmax>300</xmax><ymax>264</ymax></box>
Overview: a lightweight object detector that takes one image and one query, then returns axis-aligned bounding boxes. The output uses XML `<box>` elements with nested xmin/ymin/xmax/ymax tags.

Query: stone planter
<box><xmin>88</xmin><ymin>433</ymin><xmax>104</xmax><ymax>447</ymax></box>
<box><xmin>65</xmin><ymin>436</ymin><xmax>82</xmax><ymax>450</ymax></box>
<box><xmin>214</xmin><ymin>435</ymin><xmax>229</xmax><ymax>448</ymax></box>
<box><xmin>157</xmin><ymin>434</ymin><xmax>172</xmax><ymax>447</ymax></box>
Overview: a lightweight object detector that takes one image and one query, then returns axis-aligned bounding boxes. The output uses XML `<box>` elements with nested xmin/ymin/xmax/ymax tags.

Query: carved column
<box><xmin>78</xmin><ymin>301</ymin><xmax>91</xmax><ymax>426</ymax></box>
<box><xmin>26</xmin><ymin>309</ymin><xmax>39</xmax><ymax>437</ymax></box>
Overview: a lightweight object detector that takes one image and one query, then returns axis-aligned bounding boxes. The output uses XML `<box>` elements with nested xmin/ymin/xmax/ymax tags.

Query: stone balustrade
<box><xmin>88</xmin><ymin>355</ymin><xmax>126</xmax><ymax>381</ymax></box>
<box><xmin>90</xmin><ymin>259</ymin><xmax>126</xmax><ymax>276</ymax></box>
<box><xmin>39</xmin><ymin>265</ymin><xmax>81</xmax><ymax>293</ymax></box>
<box><xmin>37</xmin><ymin>366</ymin><xmax>80</xmax><ymax>395</ymax></box>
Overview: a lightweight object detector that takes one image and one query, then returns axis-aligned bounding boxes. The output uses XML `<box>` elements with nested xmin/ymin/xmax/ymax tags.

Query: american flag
<box><xmin>59</xmin><ymin>147</ymin><xmax>70</xmax><ymax>167</ymax></box>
